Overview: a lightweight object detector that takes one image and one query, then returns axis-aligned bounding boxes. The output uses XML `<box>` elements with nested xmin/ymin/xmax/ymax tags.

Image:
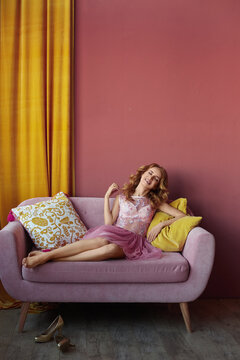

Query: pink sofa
<box><xmin>0</xmin><ymin>197</ymin><xmax>215</xmax><ymax>333</ymax></box>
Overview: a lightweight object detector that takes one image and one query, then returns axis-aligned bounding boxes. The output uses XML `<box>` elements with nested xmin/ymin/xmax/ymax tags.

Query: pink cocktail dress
<box><xmin>83</xmin><ymin>194</ymin><xmax>162</xmax><ymax>260</ymax></box>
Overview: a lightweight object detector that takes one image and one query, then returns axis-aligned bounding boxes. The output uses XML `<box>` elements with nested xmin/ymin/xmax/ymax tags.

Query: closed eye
<box><xmin>149</xmin><ymin>170</ymin><xmax>159</xmax><ymax>182</ymax></box>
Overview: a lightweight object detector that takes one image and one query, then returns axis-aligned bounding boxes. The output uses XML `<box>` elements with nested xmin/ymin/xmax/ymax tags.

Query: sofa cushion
<box><xmin>11</xmin><ymin>192</ymin><xmax>87</xmax><ymax>249</ymax></box>
<box><xmin>147</xmin><ymin>198</ymin><xmax>202</xmax><ymax>252</ymax></box>
<box><xmin>22</xmin><ymin>252</ymin><xmax>189</xmax><ymax>284</ymax></box>
<box><xmin>150</xmin><ymin>215</ymin><xmax>202</xmax><ymax>252</ymax></box>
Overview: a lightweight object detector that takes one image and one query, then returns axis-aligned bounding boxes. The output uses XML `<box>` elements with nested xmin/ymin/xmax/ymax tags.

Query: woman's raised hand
<box><xmin>105</xmin><ymin>183</ymin><xmax>120</xmax><ymax>198</ymax></box>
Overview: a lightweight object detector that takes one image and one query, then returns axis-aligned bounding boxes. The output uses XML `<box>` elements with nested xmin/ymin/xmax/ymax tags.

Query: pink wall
<box><xmin>75</xmin><ymin>0</ymin><xmax>240</xmax><ymax>297</ymax></box>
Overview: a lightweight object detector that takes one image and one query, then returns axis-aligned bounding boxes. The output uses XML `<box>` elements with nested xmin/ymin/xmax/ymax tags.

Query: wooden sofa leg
<box><xmin>18</xmin><ymin>302</ymin><xmax>30</xmax><ymax>332</ymax></box>
<box><xmin>179</xmin><ymin>302</ymin><xmax>192</xmax><ymax>333</ymax></box>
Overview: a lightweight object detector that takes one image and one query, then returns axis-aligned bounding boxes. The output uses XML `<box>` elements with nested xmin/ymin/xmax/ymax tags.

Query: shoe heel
<box><xmin>57</xmin><ymin>325</ymin><xmax>63</xmax><ymax>336</ymax></box>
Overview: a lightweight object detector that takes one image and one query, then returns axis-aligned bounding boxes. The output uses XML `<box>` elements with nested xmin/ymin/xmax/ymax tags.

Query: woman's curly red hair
<box><xmin>121</xmin><ymin>163</ymin><xmax>169</xmax><ymax>209</ymax></box>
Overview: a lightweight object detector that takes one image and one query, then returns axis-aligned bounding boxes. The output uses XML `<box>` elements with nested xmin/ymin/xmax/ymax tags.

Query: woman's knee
<box><xmin>104</xmin><ymin>243</ymin><xmax>124</xmax><ymax>258</ymax></box>
<box><xmin>95</xmin><ymin>237</ymin><xmax>109</xmax><ymax>247</ymax></box>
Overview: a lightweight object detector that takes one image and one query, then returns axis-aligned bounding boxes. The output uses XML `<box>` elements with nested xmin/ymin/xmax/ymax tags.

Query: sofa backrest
<box><xmin>70</xmin><ymin>197</ymin><xmax>114</xmax><ymax>229</ymax></box>
<box><xmin>19</xmin><ymin>196</ymin><xmax>114</xmax><ymax>230</ymax></box>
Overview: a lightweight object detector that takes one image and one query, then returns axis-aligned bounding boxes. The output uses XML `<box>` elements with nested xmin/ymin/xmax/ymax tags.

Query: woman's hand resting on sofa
<box><xmin>147</xmin><ymin>222</ymin><xmax>165</xmax><ymax>243</ymax></box>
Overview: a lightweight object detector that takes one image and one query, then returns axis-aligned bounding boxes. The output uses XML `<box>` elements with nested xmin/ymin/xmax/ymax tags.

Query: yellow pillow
<box><xmin>147</xmin><ymin>198</ymin><xmax>202</xmax><ymax>251</ymax></box>
<box><xmin>12</xmin><ymin>192</ymin><xmax>87</xmax><ymax>249</ymax></box>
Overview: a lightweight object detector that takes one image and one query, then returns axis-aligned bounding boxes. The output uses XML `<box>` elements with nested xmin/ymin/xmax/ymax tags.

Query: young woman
<box><xmin>22</xmin><ymin>163</ymin><xmax>185</xmax><ymax>268</ymax></box>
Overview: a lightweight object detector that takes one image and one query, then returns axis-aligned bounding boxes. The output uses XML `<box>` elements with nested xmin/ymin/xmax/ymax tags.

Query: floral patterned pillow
<box><xmin>11</xmin><ymin>192</ymin><xmax>87</xmax><ymax>249</ymax></box>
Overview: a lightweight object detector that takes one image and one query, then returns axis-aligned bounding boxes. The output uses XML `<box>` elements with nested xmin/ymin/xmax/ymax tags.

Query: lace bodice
<box><xmin>115</xmin><ymin>194</ymin><xmax>155</xmax><ymax>237</ymax></box>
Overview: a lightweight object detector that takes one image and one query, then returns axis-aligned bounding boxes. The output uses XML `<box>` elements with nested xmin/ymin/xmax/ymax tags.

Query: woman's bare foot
<box><xmin>28</xmin><ymin>250</ymin><xmax>42</xmax><ymax>257</ymax></box>
<box><xmin>22</xmin><ymin>252</ymin><xmax>49</xmax><ymax>268</ymax></box>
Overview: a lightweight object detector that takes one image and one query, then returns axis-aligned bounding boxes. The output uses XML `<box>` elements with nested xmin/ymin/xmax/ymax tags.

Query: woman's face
<box><xmin>140</xmin><ymin>166</ymin><xmax>161</xmax><ymax>191</ymax></box>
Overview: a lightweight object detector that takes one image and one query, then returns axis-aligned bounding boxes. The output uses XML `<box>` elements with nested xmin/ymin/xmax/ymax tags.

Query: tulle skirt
<box><xmin>83</xmin><ymin>225</ymin><xmax>162</xmax><ymax>260</ymax></box>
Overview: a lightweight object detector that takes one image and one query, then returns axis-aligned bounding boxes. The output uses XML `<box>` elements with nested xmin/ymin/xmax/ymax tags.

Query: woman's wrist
<box><xmin>157</xmin><ymin>222</ymin><xmax>166</xmax><ymax>233</ymax></box>
<box><xmin>159</xmin><ymin>221</ymin><xmax>167</xmax><ymax>228</ymax></box>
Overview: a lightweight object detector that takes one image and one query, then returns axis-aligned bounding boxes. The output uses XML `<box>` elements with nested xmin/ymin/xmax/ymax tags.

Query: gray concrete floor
<box><xmin>0</xmin><ymin>299</ymin><xmax>240</xmax><ymax>360</ymax></box>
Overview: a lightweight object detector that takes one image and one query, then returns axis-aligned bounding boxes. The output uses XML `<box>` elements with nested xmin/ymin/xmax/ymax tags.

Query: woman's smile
<box><xmin>142</xmin><ymin>167</ymin><xmax>161</xmax><ymax>189</ymax></box>
<box><xmin>145</xmin><ymin>178</ymin><xmax>152</xmax><ymax>185</ymax></box>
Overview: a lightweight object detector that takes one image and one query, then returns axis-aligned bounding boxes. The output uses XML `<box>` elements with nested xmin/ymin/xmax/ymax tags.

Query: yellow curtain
<box><xmin>0</xmin><ymin>0</ymin><xmax>75</xmax><ymax>308</ymax></box>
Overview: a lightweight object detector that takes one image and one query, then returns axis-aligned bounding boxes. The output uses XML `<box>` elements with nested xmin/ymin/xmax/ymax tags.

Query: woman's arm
<box><xmin>158</xmin><ymin>202</ymin><xmax>186</xmax><ymax>219</ymax></box>
<box><xmin>104</xmin><ymin>183</ymin><xmax>120</xmax><ymax>225</ymax></box>
<box><xmin>147</xmin><ymin>202</ymin><xmax>186</xmax><ymax>242</ymax></box>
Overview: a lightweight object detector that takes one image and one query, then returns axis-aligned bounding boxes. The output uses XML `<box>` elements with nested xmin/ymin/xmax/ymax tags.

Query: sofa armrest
<box><xmin>0</xmin><ymin>221</ymin><xmax>29</xmax><ymax>281</ymax></box>
<box><xmin>181</xmin><ymin>226</ymin><xmax>215</xmax><ymax>300</ymax></box>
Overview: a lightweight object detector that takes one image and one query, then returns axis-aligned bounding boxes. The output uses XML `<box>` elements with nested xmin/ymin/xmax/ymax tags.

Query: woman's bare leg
<box><xmin>22</xmin><ymin>237</ymin><xmax>109</xmax><ymax>268</ymax></box>
<box><xmin>55</xmin><ymin>243</ymin><xmax>125</xmax><ymax>262</ymax></box>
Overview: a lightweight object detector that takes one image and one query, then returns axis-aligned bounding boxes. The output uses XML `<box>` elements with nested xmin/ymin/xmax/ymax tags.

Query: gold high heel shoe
<box><xmin>55</xmin><ymin>334</ymin><xmax>75</xmax><ymax>352</ymax></box>
<box><xmin>35</xmin><ymin>315</ymin><xmax>64</xmax><ymax>343</ymax></box>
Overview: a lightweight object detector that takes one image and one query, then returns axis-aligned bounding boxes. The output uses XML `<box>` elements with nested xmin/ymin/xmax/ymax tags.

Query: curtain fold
<box><xmin>0</xmin><ymin>0</ymin><xmax>75</xmax><ymax>226</ymax></box>
<box><xmin>0</xmin><ymin>0</ymin><xmax>75</xmax><ymax>308</ymax></box>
